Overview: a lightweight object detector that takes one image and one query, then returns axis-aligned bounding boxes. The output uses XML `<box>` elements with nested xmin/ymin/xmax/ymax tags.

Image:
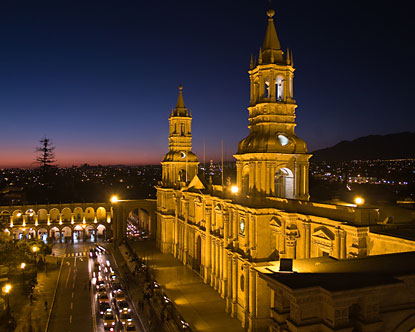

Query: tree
<box><xmin>35</xmin><ymin>137</ymin><xmax>56</xmax><ymax>168</ymax></box>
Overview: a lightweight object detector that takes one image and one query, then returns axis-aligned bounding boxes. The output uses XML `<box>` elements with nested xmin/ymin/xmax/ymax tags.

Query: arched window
<box><xmin>274</xmin><ymin>167</ymin><xmax>294</xmax><ymax>198</ymax></box>
<box><xmin>242</xmin><ymin>166</ymin><xmax>250</xmax><ymax>194</ymax></box>
<box><xmin>275</xmin><ymin>76</ymin><xmax>284</xmax><ymax>101</ymax></box>
<box><xmin>181</xmin><ymin>123</ymin><xmax>185</xmax><ymax>136</ymax></box>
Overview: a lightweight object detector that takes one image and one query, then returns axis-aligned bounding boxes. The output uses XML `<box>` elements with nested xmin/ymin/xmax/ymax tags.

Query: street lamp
<box><xmin>32</xmin><ymin>246</ymin><xmax>38</xmax><ymax>265</ymax></box>
<box><xmin>3</xmin><ymin>283</ymin><xmax>12</xmax><ymax>319</ymax></box>
<box><xmin>231</xmin><ymin>185</ymin><xmax>239</xmax><ymax>194</ymax></box>
<box><xmin>110</xmin><ymin>195</ymin><xmax>119</xmax><ymax>203</ymax></box>
<box><xmin>20</xmin><ymin>262</ymin><xmax>26</xmax><ymax>278</ymax></box>
<box><xmin>354</xmin><ymin>196</ymin><xmax>365</xmax><ymax>206</ymax></box>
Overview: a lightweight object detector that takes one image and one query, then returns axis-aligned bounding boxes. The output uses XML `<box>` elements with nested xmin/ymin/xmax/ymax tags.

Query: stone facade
<box><xmin>156</xmin><ymin>9</ymin><xmax>415</xmax><ymax>332</ymax></box>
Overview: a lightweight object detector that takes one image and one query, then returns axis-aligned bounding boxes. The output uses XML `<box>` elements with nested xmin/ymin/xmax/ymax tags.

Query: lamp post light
<box><xmin>3</xmin><ymin>283</ymin><xmax>12</xmax><ymax>320</ymax></box>
<box><xmin>32</xmin><ymin>246</ymin><xmax>39</xmax><ymax>266</ymax></box>
<box><xmin>20</xmin><ymin>262</ymin><xmax>26</xmax><ymax>278</ymax></box>
<box><xmin>354</xmin><ymin>196</ymin><xmax>365</xmax><ymax>206</ymax></box>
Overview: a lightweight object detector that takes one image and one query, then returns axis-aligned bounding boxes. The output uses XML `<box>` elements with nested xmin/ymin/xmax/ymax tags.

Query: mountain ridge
<box><xmin>311</xmin><ymin>132</ymin><xmax>415</xmax><ymax>162</ymax></box>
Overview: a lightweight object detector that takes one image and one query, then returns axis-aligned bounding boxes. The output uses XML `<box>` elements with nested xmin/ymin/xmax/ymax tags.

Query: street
<box><xmin>47</xmin><ymin>243</ymin><xmax>94</xmax><ymax>332</ymax></box>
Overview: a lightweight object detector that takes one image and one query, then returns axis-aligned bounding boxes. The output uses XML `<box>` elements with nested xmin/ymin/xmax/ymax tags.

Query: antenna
<box><xmin>221</xmin><ymin>140</ymin><xmax>224</xmax><ymax>187</ymax></box>
<box><xmin>203</xmin><ymin>138</ymin><xmax>206</xmax><ymax>170</ymax></box>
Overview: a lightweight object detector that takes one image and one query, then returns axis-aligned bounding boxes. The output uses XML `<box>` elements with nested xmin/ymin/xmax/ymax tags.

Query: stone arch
<box><xmin>12</xmin><ymin>228</ymin><xmax>25</xmax><ymax>240</ymax></box>
<box><xmin>27</xmin><ymin>227</ymin><xmax>36</xmax><ymax>239</ymax></box>
<box><xmin>275</xmin><ymin>75</ymin><xmax>284</xmax><ymax>101</ymax></box>
<box><xmin>138</xmin><ymin>208</ymin><xmax>151</xmax><ymax>232</ymax></box>
<box><xmin>12</xmin><ymin>210</ymin><xmax>23</xmax><ymax>224</ymax></box>
<box><xmin>73</xmin><ymin>207</ymin><xmax>83</xmax><ymax>222</ymax></box>
<box><xmin>49</xmin><ymin>208</ymin><xmax>60</xmax><ymax>222</ymax></box>
<box><xmin>0</xmin><ymin>210</ymin><xmax>11</xmax><ymax>225</ymax></box>
<box><xmin>49</xmin><ymin>226</ymin><xmax>60</xmax><ymax>240</ymax></box>
<box><xmin>38</xmin><ymin>227</ymin><xmax>48</xmax><ymax>242</ymax></box>
<box><xmin>61</xmin><ymin>226</ymin><xmax>72</xmax><ymax>238</ymax></box>
<box><xmin>242</xmin><ymin>165</ymin><xmax>250</xmax><ymax>194</ymax></box>
<box><xmin>97</xmin><ymin>224</ymin><xmax>107</xmax><ymax>238</ymax></box>
<box><xmin>38</xmin><ymin>209</ymin><xmax>48</xmax><ymax>222</ymax></box>
<box><xmin>85</xmin><ymin>224</ymin><xmax>96</xmax><ymax>242</ymax></box>
<box><xmin>25</xmin><ymin>209</ymin><xmax>36</xmax><ymax>223</ymax></box>
<box><xmin>96</xmin><ymin>207</ymin><xmax>106</xmax><ymax>222</ymax></box>
<box><xmin>274</xmin><ymin>167</ymin><xmax>294</xmax><ymax>199</ymax></box>
<box><xmin>61</xmin><ymin>208</ymin><xmax>72</xmax><ymax>222</ymax></box>
<box><xmin>84</xmin><ymin>207</ymin><xmax>95</xmax><ymax>221</ymax></box>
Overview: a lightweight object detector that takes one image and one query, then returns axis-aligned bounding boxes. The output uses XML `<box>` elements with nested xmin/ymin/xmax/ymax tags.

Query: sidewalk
<box><xmin>126</xmin><ymin>239</ymin><xmax>244</xmax><ymax>332</ymax></box>
<box><xmin>7</xmin><ymin>263</ymin><xmax>60</xmax><ymax>332</ymax></box>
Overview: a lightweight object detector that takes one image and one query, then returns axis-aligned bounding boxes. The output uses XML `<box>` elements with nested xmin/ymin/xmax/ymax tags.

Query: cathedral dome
<box><xmin>162</xmin><ymin>150</ymin><xmax>198</xmax><ymax>162</ymax></box>
<box><xmin>237</xmin><ymin>131</ymin><xmax>308</xmax><ymax>154</ymax></box>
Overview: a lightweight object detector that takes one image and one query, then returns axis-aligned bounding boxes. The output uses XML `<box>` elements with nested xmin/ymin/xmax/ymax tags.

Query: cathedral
<box><xmin>156</xmin><ymin>10</ymin><xmax>415</xmax><ymax>332</ymax></box>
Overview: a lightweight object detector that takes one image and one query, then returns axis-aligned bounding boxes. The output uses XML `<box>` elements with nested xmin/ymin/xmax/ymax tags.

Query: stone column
<box><xmin>248</xmin><ymin>267</ymin><xmax>256</xmax><ymax>331</ymax></box>
<box><xmin>286</xmin><ymin>236</ymin><xmax>297</xmax><ymax>259</ymax></box>
<box><xmin>204</xmin><ymin>207</ymin><xmax>212</xmax><ymax>284</ymax></box>
<box><xmin>215</xmin><ymin>239</ymin><xmax>220</xmax><ymax>290</ymax></box>
<box><xmin>243</xmin><ymin>263</ymin><xmax>249</xmax><ymax>329</ymax></box>
<box><xmin>226</xmin><ymin>252</ymin><xmax>232</xmax><ymax>313</ymax></box>
<box><xmin>223</xmin><ymin>213</ymin><xmax>229</xmax><ymax>247</ymax></box>
<box><xmin>231</xmin><ymin>255</ymin><xmax>238</xmax><ymax>318</ymax></box>
<box><xmin>183</xmin><ymin>201</ymin><xmax>189</xmax><ymax>265</ymax></box>
<box><xmin>219</xmin><ymin>242</ymin><xmax>224</xmax><ymax>296</ymax></box>
<box><xmin>334</xmin><ymin>229</ymin><xmax>341</xmax><ymax>259</ymax></box>
<box><xmin>340</xmin><ymin>230</ymin><xmax>346</xmax><ymax>259</ymax></box>
<box><xmin>211</xmin><ymin>239</ymin><xmax>216</xmax><ymax>288</ymax></box>
<box><xmin>232</xmin><ymin>212</ymin><xmax>239</xmax><ymax>249</ymax></box>
<box><xmin>302</xmin><ymin>222</ymin><xmax>310</xmax><ymax>259</ymax></box>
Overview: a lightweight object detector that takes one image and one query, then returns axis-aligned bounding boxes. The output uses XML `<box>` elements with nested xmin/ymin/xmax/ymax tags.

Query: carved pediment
<box><xmin>312</xmin><ymin>227</ymin><xmax>334</xmax><ymax>241</ymax></box>
<box><xmin>270</xmin><ymin>216</ymin><xmax>283</xmax><ymax>232</ymax></box>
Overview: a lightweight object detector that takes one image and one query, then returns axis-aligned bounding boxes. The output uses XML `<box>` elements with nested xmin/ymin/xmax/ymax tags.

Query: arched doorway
<box><xmin>27</xmin><ymin>228</ymin><xmax>36</xmax><ymax>239</ymax></box>
<box><xmin>73</xmin><ymin>225</ymin><xmax>84</xmax><ymax>243</ymax></box>
<box><xmin>62</xmin><ymin>226</ymin><xmax>72</xmax><ymax>243</ymax></box>
<box><xmin>85</xmin><ymin>225</ymin><xmax>96</xmax><ymax>242</ymax></box>
<box><xmin>195</xmin><ymin>235</ymin><xmax>202</xmax><ymax>274</ymax></box>
<box><xmin>38</xmin><ymin>227</ymin><xmax>48</xmax><ymax>243</ymax></box>
<box><xmin>97</xmin><ymin>224</ymin><xmax>106</xmax><ymax>241</ymax></box>
<box><xmin>12</xmin><ymin>228</ymin><xmax>24</xmax><ymax>240</ymax></box>
<box><xmin>275</xmin><ymin>167</ymin><xmax>294</xmax><ymax>199</ymax></box>
<box><xmin>50</xmin><ymin>226</ymin><xmax>60</xmax><ymax>243</ymax></box>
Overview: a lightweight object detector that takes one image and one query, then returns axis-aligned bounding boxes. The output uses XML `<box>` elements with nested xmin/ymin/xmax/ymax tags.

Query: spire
<box><xmin>258</xmin><ymin>48</ymin><xmax>263</xmax><ymax>64</ymax></box>
<box><xmin>176</xmin><ymin>85</ymin><xmax>185</xmax><ymax>108</ymax></box>
<box><xmin>291</xmin><ymin>50</ymin><xmax>294</xmax><ymax>67</ymax></box>
<box><xmin>262</xmin><ymin>9</ymin><xmax>281</xmax><ymax>51</ymax></box>
<box><xmin>250</xmin><ymin>54</ymin><xmax>254</xmax><ymax>69</ymax></box>
<box><xmin>286</xmin><ymin>47</ymin><xmax>290</xmax><ymax>65</ymax></box>
<box><xmin>172</xmin><ymin>85</ymin><xmax>188</xmax><ymax>117</ymax></box>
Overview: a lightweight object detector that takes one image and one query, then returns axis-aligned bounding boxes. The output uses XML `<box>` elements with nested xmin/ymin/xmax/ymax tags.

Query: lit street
<box><xmin>47</xmin><ymin>243</ymin><xmax>94</xmax><ymax>332</ymax></box>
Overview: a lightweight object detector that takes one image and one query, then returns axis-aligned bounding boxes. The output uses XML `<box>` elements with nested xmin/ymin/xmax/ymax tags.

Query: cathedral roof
<box><xmin>172</xmin><ymin>85</ymin><xmax>189</xmax><ymax>117</ymax></box>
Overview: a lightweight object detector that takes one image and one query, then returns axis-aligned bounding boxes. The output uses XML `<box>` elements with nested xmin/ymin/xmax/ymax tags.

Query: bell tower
<box><xmin>161</xmin><ymin>85</ymin><xmax>199</xmax><ymax>188</ymax></box>
<box><xmin>234</xmin><ymin>9</ymin><xmax>311</xmax><ymax>200</ymax></box>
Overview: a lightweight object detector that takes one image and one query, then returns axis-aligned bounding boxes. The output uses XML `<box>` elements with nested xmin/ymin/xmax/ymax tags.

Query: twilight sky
<box><xmin>0</xmin><ymin>0</ymin><xmax>413</xmax><ymax>168</ymax></box>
